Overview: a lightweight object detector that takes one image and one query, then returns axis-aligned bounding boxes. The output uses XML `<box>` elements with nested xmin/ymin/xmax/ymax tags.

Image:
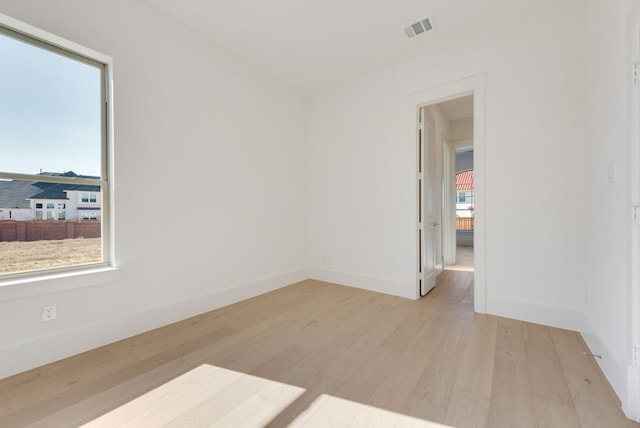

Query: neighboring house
<box><xmin>455</xmin><ymin>170</ymin><xmax>474</xmax><ymax>218</ymax></box>
<box><xmin>0</xmin><ymin>172</ymin><xmax>101</xmax><ymax>221</ymax></box>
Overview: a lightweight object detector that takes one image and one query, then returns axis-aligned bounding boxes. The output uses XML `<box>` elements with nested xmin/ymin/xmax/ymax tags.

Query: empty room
<box><xmin>0</xmin><ymin>0</ymin><xmax>639</xmax><ymax>426</ymax></box>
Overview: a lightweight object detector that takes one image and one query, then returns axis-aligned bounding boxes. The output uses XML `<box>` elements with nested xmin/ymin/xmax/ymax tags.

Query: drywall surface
<box><xmin>583</xmin><ymin>0</ymin><xmax>637</xmax><ymax>418</ymax></box>
<box><xmin>0</xmin><ymin>0</ymin><xmax>309</xmax><ymax>378</ymax></box>
<box><xmin>450</xmin><ymin>117</ymin><xmax>473</xmax><ymax>142</ymax></box>
<box><xmin>308</xmin><ymin>0</ymin><xmax>587</xmax><ymax>325</ymax></box>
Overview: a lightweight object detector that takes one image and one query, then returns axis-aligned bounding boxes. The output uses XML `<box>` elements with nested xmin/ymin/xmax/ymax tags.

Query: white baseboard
<box><xmin>474</xmin><ymin>284</ymin><xmax>487</xmax><ymax>314</ymax></box>
<box><xmin>626</xmin><ymin>364</ymin><xmax>640</xmax><ymax>422</ymax></box>
<box><xmin>307</xmin><ymin>267</ymin><xmax>411</xmax><ymax>299</ymax></box>
<box><xmin>581</xmin><ymin>314</ymin><xmax>637</xmax><ymax>421</ymax></box>
<box><xmin>488</xmin><ymin>297</ymin><xmax>637</xmax><ymax>419</ymax></box>
<box><xmin>487</xmin><ymin>296</ymin><xmax>583</xmax><ymax>331</ymax></box>
<box><xmin>0</xmin><ymin>268</ymin><xmax>308</xmax><ymax>380</ymax></box>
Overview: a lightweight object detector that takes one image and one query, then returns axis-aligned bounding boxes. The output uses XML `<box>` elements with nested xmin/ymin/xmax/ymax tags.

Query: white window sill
<box><xmin>0</xmin><ymin>266</ymin><xmax>121</xmax><ymax>302</ymax></box>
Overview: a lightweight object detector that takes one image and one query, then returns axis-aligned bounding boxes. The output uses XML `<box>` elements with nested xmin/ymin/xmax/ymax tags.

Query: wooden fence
<box><xmin>456</xmin><ymin>217</ymin><xmax>474</xmax><ymax>231</ymax></box>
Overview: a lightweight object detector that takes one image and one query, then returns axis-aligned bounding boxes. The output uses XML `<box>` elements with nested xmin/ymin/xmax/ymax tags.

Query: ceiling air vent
<box><xmin>404</xmin><ymin>18</ymin><xmax>433</xmax><ymax>39</ymax></box>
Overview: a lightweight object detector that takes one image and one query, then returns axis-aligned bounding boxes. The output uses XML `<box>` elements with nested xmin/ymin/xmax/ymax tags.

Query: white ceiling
<box><xmin>142</xmin><ymin>0</ymin><xmax>559</xmax><ymax>93</ymax></box>
<box><xmin>438</xmin><ymin>95</ymin><xmax>474</xmax><ymax>121</ymax></box>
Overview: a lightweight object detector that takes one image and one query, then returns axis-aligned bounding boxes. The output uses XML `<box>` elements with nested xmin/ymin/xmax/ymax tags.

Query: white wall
<box><xmin>450</xmin><ymin>117</ymin><xmax>473</xmax><ymax>142</ymax></box>
<box><xmin>0</xmin><ymin>0</ymin><xmax>308</xmax><ymax>378</ymax></box>
<box><xmin>308</xmin><ymin>0</ymin><xmax>587</xmax><ymax>323</ymax></box>
<box><xmin>583</xmin><ymin>0</ymin><xmax>639</xmax><ymax>419</ymax></box>
<box><xmin>1</xmin><ymin>0</ymin><xmax>635</xmax><ymax>416</ymax></box>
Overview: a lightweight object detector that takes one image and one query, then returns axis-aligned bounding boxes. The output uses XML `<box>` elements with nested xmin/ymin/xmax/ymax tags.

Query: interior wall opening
<box><xmin>417</xmin><ymin>95</ymin><xmax>475</xmax><ymax>298</ymax></box>
<box><xmin>408</xmin><ymin>73</ymin><xmax>486</xmax><ymax>311</ymax></box>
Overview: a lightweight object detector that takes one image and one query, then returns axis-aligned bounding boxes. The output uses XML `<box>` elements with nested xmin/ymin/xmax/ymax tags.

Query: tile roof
<box><xmin>456</xmin><ymin>170</ymin><xmax>474</xmax><ymax>191</ymax></box>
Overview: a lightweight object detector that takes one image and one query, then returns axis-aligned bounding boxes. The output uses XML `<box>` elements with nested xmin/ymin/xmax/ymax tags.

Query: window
<box><xmin>81</xmin><ymin>193</ymin><xmax>97</xmax><ymax>204</ymax></box>
<box><xmin>81</xmin><ymin>211</ymin><xmax>99</xmax><ymax>221</ymax></box>
<box><xmin>457</xmin><ymin>192</ymin><xmax>466</xmax><ymax>203</ymax></box>
<box><xmin>0</xmin><ymin>21</ymin><xmax>111</xmax><ymax>278</ymax></box>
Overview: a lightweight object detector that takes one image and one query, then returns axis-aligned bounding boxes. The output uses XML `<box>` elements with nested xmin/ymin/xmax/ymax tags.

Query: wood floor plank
<box><xmin>268</xmin><ymin>349</ymin><xmax>339</xmax><ymax>387</ymax></box>
<box><xmin>550</xmin><ymin>327</ymin><xmax>631</xmax><ymax>428</ymax></box>
<box><xmin>6</xmin><ymin>326</ymin><xmax>241</xmax><ymax>426</ymax></box>
<box><xmin>443</xmin><ymin>313</ymin><xmax>496</xmax><ymax>427</ymax></box>
<box><xmin>331</xmin><ymin>347</ymin><xmax>399</xmax><ymax>402</ymax></box>
<box><xmin>0</xmin><ymin>347</ymin><xmax>119</xmax><ymax>410</ymax></box>
<box><xmin>165</xmin><ymin>369</ymin><xmax>305</xmax><ymax>428</ymax></box>
<box><xmin>296</xmin><ymin>295</ymin><xmax>394</xmax><ymax>352</ymax></box>
<box><xmin>319</xmin><ymin>304</ymin><xmax>395</xmax><ymax>381</ymax></box>
<box><xmin>201</xmin><ymin>323</ymin><xmax>305</xmax><ymax>374</ymax></box>
<box><xmin>250</xmin><ymin>345</ymin><xmax>314</xmax><ymax>380</ymax></box>
<box><xmin>531</xmin><ymin>394</ymin><xmax>581</xmax><ymax>428</ymax></box>
<box><xmin>0</xmin><ymin>352</ymin><xmax>139</xmax><ymax>426</ymax></box>
<box><xmin>287</xmin><ymin>393</ymin><xmax>360</xmax><ymax>427</ymax></box>
<box><xmin>523</xmin><ymin>322</ymin><xmax>575</xmax><ymax>409</ymax></box>
<box><xmin>179</xmin><ymin>312</ymin><xmax>293</xmax><ymax>367</ymax></box>
<box><xmin>0</xmin><ymin>247</ymin><xmax>635</xmax><ymax>427</ymax></box>
<box><xmin>26</xmin><ymin>359</ymin><xmax>193</xmax><ymax>428</ymax></box>
<box><xmin>487</xmin><ymin>317</ymin><xmax>536</xmax><ymax>428</ymax></box>
<box><xmin>444</xmin><ymin>386</ymin><xmax>490</xmax><ymax>428</ymax></box>
<box><xmin>290</xmin><ymin>393</ymin><xmax>441</xmax><ymax>428</ymax></box>
<box><xmin>80</xmin><ymin>365</ymin><xmax>244</xmax><ymax>427</ymax></box>
<box><xmin>368</xmin><ymin>316</ymin><xmax>448</xmax><ymax>412</ymax></box>
<box><xmin>264</xmin><ymin>373</ymin><xmax>343</xmax><ymax>427</ymax></box>
<box><xmin>405</xmin><ymin>316</ymin><xmax>471</xmax><ymax>423</ymax></box>
<box><xmin>380</xmin><ymin>315</ymin><xmax>424</xmax><ymax>353</ymax></box>
<box><xmin>452</xmin><ymin>313</ymin><xmax>497</xmax><ymax>398</ymax></box>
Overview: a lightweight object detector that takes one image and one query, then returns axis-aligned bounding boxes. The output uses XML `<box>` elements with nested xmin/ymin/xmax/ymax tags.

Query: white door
<box><xmin>418</xmin><ymin>107</ymin><xmax>438</xmax><ymax>296</ymax></box>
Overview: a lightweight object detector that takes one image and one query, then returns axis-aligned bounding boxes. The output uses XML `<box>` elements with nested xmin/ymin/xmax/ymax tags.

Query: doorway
<box><xmin>417</xmin><ymin>96</ymin><xmax>474</xmax><ymax>296</ymax></box>
<box><xmin>407</xmin><ymin>74</ymin><xmax>487</xmax><ymax>313</ymax></box>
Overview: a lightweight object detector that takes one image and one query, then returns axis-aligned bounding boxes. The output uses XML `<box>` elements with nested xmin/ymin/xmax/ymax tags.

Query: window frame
<box><xmin>0</xmin><ymin>13</ymin><xmax>116</xmax><ymax>286</ymax></box>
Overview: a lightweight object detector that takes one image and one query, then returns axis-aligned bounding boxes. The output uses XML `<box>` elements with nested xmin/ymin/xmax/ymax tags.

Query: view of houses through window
<box><xmin>1</xmin><ymin>172</ymin><xmax>102</xmax><ymax>223</ymax></box>
<box><xmin>455</xmin><ymin>170</ymin><xmax>474</xmax><ymax>228</ymax></box>
<box><xmin>0</xmin><ymin>24</ymin><xmax>108</xmax><ymax>276</ymax></box>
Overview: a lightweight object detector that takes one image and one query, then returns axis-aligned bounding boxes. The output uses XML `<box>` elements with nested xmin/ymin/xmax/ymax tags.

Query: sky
<box><xmin>0</xmin><ymin>31</ymin><xmax>102</xmax><ymax>178</ymax></box>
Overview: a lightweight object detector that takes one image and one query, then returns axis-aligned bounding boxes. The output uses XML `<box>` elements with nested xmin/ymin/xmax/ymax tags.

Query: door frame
<box><xmin>442</xmin><ymin>140</ymin><xmax>456</xmax><ymax>266</ymax></box>
<box><xmin>628</xmin><ymin>19</ymin><xmax>640</xmax><ymax>422</ymax></box>
<box><xmin>407</xmin><ymin>73</ymin><xmax>487</xmax><ymax>314</ymax></box>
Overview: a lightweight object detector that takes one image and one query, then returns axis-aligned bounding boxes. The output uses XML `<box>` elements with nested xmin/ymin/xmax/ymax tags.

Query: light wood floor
<box><xmin>0</xmin><ymin>247</ymin><xmax>637</xmax><ymax>427</ymax></box>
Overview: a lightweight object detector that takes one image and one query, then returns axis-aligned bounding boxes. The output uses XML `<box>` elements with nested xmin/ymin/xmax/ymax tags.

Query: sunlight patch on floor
<box><xmin>81</xmin><ymin>364</ymin><xmax>451</xmax><ymax>427</ymax></box>
<box><xmin>290</xmin><ymin>394</ymin><xmax>453</xmax><ymax>427</ymax></box>
<box><xmin>81</xmin><ymin>364</ymin><xmax>305</xmax><ymax>427</ymax></box>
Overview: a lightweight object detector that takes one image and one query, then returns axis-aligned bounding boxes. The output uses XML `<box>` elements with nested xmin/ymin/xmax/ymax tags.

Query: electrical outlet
<box><xmin>41</xmin><ymin>304</ymin><xmax>56</xmax><ymax>322</ymax></box>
